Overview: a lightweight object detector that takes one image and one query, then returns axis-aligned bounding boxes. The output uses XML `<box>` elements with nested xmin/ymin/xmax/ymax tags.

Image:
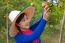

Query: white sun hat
<box><xmin>9</xmin><ymin>6</ymin><xmax>35</xmax><ymax>37</ymax></box>
<box><xmin>9</xmin><ymin>10</ymin><xmax>21</xmax><ymax>22</ymax></box>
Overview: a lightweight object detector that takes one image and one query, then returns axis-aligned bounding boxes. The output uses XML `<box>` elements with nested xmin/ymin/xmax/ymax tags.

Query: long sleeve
<box><xmin>30</xmin><ymin>9</ymin><xmax>44</xmax><ymax>31</ymax></box>
<box><xmin>14</xmin><ymin>18</ymin><xmax>47</xmax><ymax>43</ymax></box>
<box><xmin>30</xmin><ymin>16</ymin><xmax>42</xmax><ymax>31</ymax></box>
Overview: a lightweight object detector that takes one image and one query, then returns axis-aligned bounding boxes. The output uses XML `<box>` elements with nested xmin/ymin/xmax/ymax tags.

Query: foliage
<box><xmin>0</xmin><ymin>0</ymin><xmax>65</xmax><ymax>43</ymax></box>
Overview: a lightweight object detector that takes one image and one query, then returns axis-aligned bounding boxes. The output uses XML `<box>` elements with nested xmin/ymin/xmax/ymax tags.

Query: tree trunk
<box><xmin>58</xmin><ymin>11</ymin><xmax>65</xmax><ymax>43</ymax></box>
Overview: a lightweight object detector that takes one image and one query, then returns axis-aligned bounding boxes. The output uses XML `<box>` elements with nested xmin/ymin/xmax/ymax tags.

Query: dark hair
<box><xmin>16</xmin><ymin>13</ymin><xmax>25</xmax><ymax>24</ymax></box>
<box><xmin>16</xmin><ymin>13</ymin><xmax>25</xmax><ymax>31</ymax></box>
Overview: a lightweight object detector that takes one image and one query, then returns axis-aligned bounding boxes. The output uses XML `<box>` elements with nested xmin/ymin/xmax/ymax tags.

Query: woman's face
<box><xmin>18</xmin><ymin>15</ymin><xmax>31</xmax><ymax>29</ymax></box>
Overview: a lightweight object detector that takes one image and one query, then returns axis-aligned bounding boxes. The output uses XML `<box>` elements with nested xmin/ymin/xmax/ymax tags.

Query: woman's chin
<box><xmin>22</xmin><ymin>26</ymin><xmax>29</xmax><ymax>29</ymax></box>
<box><xmin>25</xmin><ymin>26</ymin><xmax>29</xmax><ymax>29</ymax></box>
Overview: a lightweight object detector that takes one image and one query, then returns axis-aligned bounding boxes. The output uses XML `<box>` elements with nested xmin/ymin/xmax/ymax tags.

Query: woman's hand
<box><xmin>42</xmin><ymin>2</ymin><xmax>50</xmax><ymax>21</ymax></box>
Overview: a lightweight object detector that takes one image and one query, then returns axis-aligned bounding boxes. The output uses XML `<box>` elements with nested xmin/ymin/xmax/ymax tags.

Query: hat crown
<box><xmin>9</xmin><ymin>10</ymin><xmax>21</xmax><ymax>22</ymax></box>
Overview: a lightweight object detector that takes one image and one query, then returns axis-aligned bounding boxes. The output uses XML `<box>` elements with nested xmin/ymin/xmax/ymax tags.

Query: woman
<box><xmin>9</xmin><ymin>2</ymin><xmax>49</xmax><ymax>43</ymax></box>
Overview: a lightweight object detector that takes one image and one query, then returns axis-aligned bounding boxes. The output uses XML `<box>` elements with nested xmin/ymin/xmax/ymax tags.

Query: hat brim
<box><xmin>9</xmin><ymin>6</ymin><xmax>35</xmax><ymax>36</ymax></box>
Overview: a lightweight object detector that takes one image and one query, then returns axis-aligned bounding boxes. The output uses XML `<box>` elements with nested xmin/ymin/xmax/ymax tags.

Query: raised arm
<box><xmin>30</xmin><ymin>2</ymin><xmax>49</xmax><ymax>30</ymax></box>
<box><xmin>30</xmin><ymin>16</ymin><xmax>42</xmax><ymax>31</ymax></box>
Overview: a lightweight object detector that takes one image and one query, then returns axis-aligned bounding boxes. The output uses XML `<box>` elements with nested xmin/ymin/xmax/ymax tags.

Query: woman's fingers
<box><xmin>44</xmin><ymin>11</ymin><xmax>50</xmax><ymax>19</ymax></box>
<box><xmin>44</xmin><ymin>8</ymin><xmax>50</xmax><ymax>15</ymax></box>
<box><xmin>42</xmin><ymin>2</ymin><xmax>50</xmax><ymax>21</ymax></box>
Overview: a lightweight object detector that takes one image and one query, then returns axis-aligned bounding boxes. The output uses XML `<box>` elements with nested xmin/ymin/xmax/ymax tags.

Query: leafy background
<box><xmin>0</xmin><ymin>0</ymin><xmax>65</xmax><ymax>43</ymax></box>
